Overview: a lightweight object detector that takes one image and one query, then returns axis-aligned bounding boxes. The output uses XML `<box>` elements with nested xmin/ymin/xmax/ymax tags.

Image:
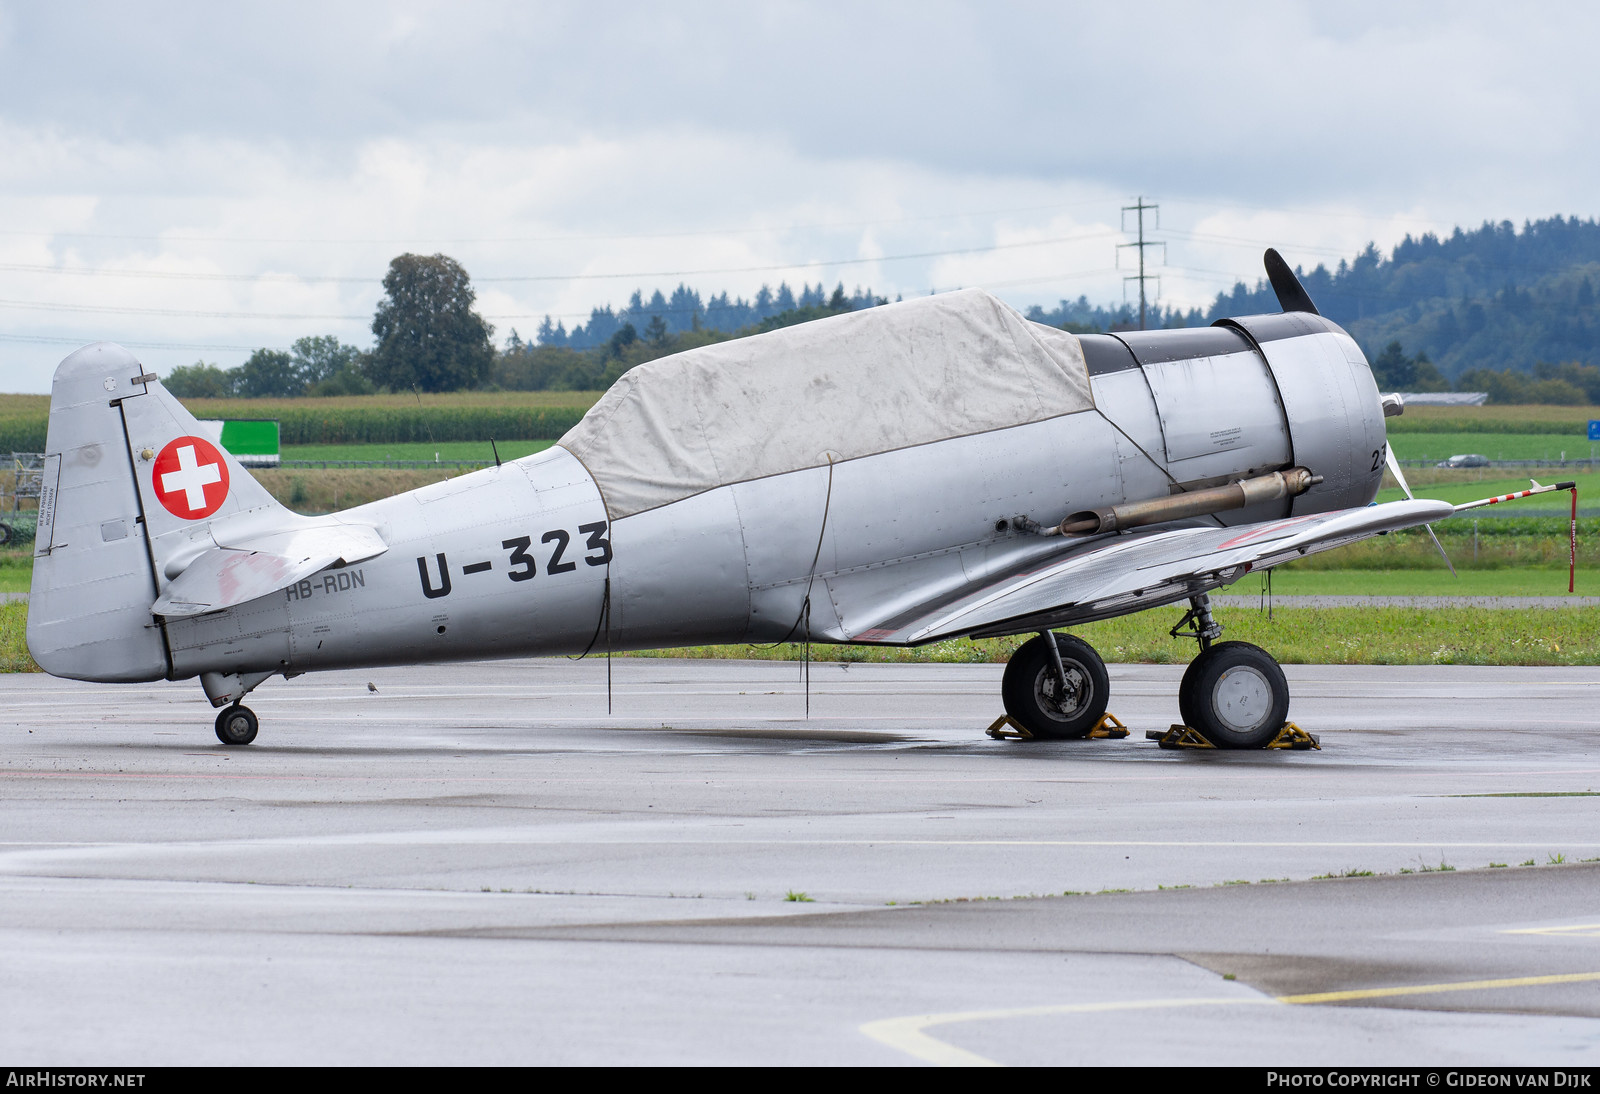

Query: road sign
<box><xmin>197</xmin><ymin>419</ymin><xmax>281</xmax><ymax>467</ymax></box>
<box><xmin>1589</xmin><ymin>419</ymin><xmax>1600</xmax><ymax>441</ymax></box>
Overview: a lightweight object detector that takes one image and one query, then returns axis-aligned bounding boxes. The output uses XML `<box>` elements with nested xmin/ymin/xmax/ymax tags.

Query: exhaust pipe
<box><xmin>1032</xmin><ymin>466</ymin><xmax>1323</xmax><ymax>537</ymax></box>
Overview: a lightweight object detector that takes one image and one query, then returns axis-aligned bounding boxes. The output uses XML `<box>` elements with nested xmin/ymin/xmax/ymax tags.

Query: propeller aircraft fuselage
<box><xmin>26</xmin><ymin>252</ymin><xmax>1457</xmax><ymax>748</ymax></box>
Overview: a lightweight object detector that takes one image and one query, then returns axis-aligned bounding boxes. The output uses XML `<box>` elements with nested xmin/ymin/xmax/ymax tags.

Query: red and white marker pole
<box><xmin>1455</xmin><ymin>479</ymin><xmax>1579</xmax><ymax>594</ymax></box>
<box><xmin>1571</xmin><ymin>484</ymin><xmax>1579</xmax><ymax>594</ymax></box>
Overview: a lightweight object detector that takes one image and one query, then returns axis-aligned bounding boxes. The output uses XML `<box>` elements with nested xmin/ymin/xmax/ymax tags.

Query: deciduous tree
<box><xmin>369</xmin><ymin>254</ymin><xmax>494</xmax><ymax>392</ymax></box>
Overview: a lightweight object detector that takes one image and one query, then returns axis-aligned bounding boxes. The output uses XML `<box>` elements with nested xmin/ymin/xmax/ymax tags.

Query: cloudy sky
<box><xmin>0</xmin><ymin>1</ymin><xmax>1594</xmax><ymax>391</ymax></box>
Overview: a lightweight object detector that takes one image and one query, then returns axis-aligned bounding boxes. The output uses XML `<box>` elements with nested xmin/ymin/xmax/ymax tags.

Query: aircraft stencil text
<box><xmin>284</xmin><ymin>569</ymin><xmax>366</xmax><ymax>602</ymax></box>
<box><xmin>418</xmin><ymin>522</ymin><xmax>610</xmax><ymax>599</ymax></box>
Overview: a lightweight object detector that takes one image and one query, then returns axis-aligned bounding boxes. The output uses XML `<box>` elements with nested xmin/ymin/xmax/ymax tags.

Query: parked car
<box><xmin>1436</xmin><ymin>454</ymin><xmax>1490</xmax><ymax>468</ymax></box>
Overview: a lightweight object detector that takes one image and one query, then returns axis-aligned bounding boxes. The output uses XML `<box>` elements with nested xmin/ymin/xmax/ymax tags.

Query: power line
<box><xmin>1166</xmin><ymin>198</ymin><xmax>1465</xmax><ymax>228</ymax></box>
<box><xmin>0</xmin><ymin>263</ymin><xmax>373</xmax><ymax>284</ymax></box>
<box><xmin>0</xmin><ymin>268</ymin><xmax>1125</xmax><ymax>325</ymax></box>
<box><xmin>0</xmin><ymin>197</ymin><xmax>1110</xmax><ymax>246</ymax></box>
<box><xmin>0</xmin><ymin>229</ymin><xmax>1121</xmax><ymax>288</ymax></box>
<box><xmin>0</xmin><ymin>299</ymin><xmax>367</xmax><ymax>321</ymax></box>
<box><xmin>0</xmin><ymin>332</ymin><xmax>267</xmax><ymax>352</ymax></box>
<box><xmin>1162</xmin><ymin>228</ymin><xmax>1351</xmax><ymax>259</ymax></box>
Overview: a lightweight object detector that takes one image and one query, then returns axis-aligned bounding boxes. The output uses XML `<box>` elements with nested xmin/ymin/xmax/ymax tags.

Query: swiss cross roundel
<box><xmin>152</xmin><ymin>436</ymin><xmax>230</xmax><ymax>519</ymax></box>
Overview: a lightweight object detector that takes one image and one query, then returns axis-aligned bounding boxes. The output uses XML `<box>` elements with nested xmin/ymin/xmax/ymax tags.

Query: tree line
<box><xmin>533</xmin><ymin>281</ymin><xmax>887</xmax><ymax>349</ymax></box>
<box><xmin>1365</xmin><ymin>340</ymin><xmax>1600</xmax><ymax>404</ymax></box>
<box><xmin>167</xmin><ymin>217</ymin><xmax>1600</xmax><ymax>404</ymax></box>
<box><xmin>167</xmin><ymin>254</ymin><xmax>494</xmax><ymax>398</ymax></box>
<box><xmin>166</xmin><ymin>256</ymin><xmax>883</xmax><ymax>398</ymax></box>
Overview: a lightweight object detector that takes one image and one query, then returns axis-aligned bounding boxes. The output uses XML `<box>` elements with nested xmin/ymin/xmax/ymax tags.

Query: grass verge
<box><xmin>628</xmin><ymin>606</ymin><xmax>1598</xmax><ymax>667</ymax></box>
<box><xmin>1244</xmin><ymin>569</ymin><xmax>1588</xmax><ymax>597</ymax></box>
<box><xmin>0</xmin><ymin>601</ymin><xmax>37</xmax><ymax>671</ymax></box>
<box><xmin>1</xmin><ymin>601</ymin><xmax>1591</xmax><ymax>674</ymax></box>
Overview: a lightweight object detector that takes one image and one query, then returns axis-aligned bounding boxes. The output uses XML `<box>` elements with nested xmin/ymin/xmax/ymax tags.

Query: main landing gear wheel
<box><xmin>1178</xmin><ymin>641</ymin><xmax>1288</xmax><ymax>749</ymax></box>
<box><xmin>214</xmin><ymin>705</ymin><xmax>259</xmax><ymax>746</ymax></box>
<box><xmin>1001</xmin><ymin>632</ymin><xmax>1110</xmax><ymax>739</ymax></box>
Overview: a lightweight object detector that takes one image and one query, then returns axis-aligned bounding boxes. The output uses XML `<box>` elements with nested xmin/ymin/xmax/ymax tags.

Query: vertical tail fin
<box><xmin>27</xmin><ymin>343</ymin><xmax>293</xmax><ymax>681</ymax></box>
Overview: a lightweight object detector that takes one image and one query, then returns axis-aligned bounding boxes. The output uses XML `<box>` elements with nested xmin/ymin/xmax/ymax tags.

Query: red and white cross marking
<box><xmin>152</xmin><ymin>436</ymin><xmax>230</xmax><ymax>519</ymax></box>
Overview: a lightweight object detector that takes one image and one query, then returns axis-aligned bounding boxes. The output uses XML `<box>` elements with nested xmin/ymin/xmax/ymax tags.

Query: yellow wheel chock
<box><xmin>1144</xmin><ymin>721</ymin><xmax>1320</xmax><ymax>751</ymax></box>
<box><xmin>985</xmin><ymin>712</ymin><xmax>1130</xmax><ymax>742</ymax></box>
<box><xmin>1146</xmin><ymin>724</ymin><xmax>1215</xmax><ymax>749</ymax></box>
<box><xmin>985</xmin><ymin>715</ymin><xmax>1032</xmax><ymax>740</ymax></box>
<box><xmin>1266</xmin><ymin>722</ymin><xmax>1320</xmax><ymax>750</ymax></box>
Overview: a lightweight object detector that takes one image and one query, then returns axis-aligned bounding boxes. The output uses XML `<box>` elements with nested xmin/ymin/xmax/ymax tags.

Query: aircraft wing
<box><xmin>845</xmin><ymin>498</ymin><xmax>1454</xmax><ymax>645</ymax></box>
<box><xmin>152</xmin><ymin>523</ymin><xmax>388</xmax><ymax>618</ymax></box>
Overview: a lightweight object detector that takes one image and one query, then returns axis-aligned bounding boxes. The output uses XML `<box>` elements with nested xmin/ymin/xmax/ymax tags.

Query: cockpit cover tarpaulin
<box><xmin>559</xmin><ymin>288</ymin><xmax>1093</xmax><ymax>519</ymax></box>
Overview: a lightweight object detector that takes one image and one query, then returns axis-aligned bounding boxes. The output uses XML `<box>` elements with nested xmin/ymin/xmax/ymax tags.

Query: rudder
<box><xmin>29</xmin><ymin>344</ymin><xmax>168</xmax><ymax>680</ymax></box>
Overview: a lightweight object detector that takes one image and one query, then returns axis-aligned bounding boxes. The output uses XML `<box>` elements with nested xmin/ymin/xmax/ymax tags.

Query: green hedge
<box><xmin>1387</xmin><ymin>418</ymin><xmax>1590</xmax><ymax>435</ymax></box>
<box><xmin>0</xmin><ymin>406</ymin><xmax>589</xmax><ymax>449</ymax></box>
<box><xmin>269</xmin><ymin>406</ymin><xmax>588</xmax><ymax>444</ymax></box>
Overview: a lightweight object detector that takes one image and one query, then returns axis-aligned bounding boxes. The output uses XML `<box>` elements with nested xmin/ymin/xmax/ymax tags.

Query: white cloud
<box><xmin>0</xmin><ymin>1</ymin><xmax>1596</xmax><ymax>389</ymax></box>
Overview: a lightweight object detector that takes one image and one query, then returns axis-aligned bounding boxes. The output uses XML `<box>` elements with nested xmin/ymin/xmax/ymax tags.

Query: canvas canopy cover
<box><xmin>558</xmin><ymin>288</ymin><xmax>1094</xmax><ymax>519</ymax></box>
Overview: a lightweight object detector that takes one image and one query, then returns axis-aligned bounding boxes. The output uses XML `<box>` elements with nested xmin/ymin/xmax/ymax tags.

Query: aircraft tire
<box><xmin>1176</xmin><ymin>646</ymin><xmax>1220</xmax><ymax>733</ymax></box>
<box><xmin>1178</xmin><ymin>641</ymin><xmax>1288</xmax><ymax>749</ymax></box>
<box><xmin>215</xmin><ymin>705</ymin><xmax>259</xmax><ymax>746</ymax></box>
<box><xmin>1001</xmin><ymin>632</ymin><xmax>1109</xmax><ymax>739</ymax></box>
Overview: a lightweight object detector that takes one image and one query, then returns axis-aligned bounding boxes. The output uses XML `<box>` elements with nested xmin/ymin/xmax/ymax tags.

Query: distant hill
<box><xmin>530</xmin><ymin>217</ymin><xmax>1600</xmax><ymax>385</ymax></box>
<box><xmin>1198</xmin><ymin>216</ymin><xmax>1600</xmax><ymax>380</ymax></box>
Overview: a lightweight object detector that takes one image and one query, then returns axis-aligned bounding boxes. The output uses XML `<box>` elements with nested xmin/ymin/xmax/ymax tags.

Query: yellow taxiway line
<box><xmin>861</xmin><ymin>969</ymin><xmax>1600</xmax><ymax>1067</ymax></box>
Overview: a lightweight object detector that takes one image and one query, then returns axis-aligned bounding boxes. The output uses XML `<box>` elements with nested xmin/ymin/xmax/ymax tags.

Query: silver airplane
<box><xmin>26</xmin><ymin>251</ymin><xmax>1454</xmax><ymax>748</ymax></box>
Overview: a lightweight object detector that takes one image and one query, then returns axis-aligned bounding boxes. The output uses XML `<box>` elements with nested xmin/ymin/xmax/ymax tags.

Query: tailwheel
<box><xmin>1001</xmin><ymin>632</ymin><xmax>1110</xmax><ymax>739</ymax></box>
<box><xmin>214</xmin><ymin>704</ymin><xmax>259</xmax><ymax>746</ymax></box>
<box><xmin>1178</xmin><ymin>641</ymin><xmax>1288</xmax><ymax>749</ymax></box>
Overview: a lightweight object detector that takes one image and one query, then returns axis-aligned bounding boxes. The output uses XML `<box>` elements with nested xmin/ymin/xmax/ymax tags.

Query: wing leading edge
<box><xmin>838</xmin><ymin>498</ymin><xmax>1454</xmax><ymax>646</ymax></box>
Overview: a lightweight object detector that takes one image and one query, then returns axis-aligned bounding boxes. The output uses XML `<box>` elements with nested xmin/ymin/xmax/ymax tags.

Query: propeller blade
<box><xmin>1386</xmin><ymin>442</ymin><xmax>1456</xmax><ymax>576</ymax></box>
<box><xmin>1384</xmin><ymin>442</ymin><xmax>1415</xmax><ymax>501</ymax></box>
<box><xmin>1424</xmin><ymin>524</ymin><xmax>1458</xmax><ymax>578</ymax></box>
<box><xmin>1264</xmin><ymin>248</ymin><xmax>1320</xmax><ymax>315</ymax></box>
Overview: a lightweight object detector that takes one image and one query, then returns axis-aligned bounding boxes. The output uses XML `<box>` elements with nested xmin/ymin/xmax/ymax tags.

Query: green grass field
<box><xmin>0</xmin><ymin>548</ymin><xmax>29</xmax><ymax>593</ymax></box>
<box><xmin>1388</xmin><ymin>434</ymin><xmax>1600</xmax><ymax>462</ymax></box>
<box><xmin>1390</xmin><ymin>404</ymin><xmax>1600</xmax><ymax>430</ymax></box>
<box><xmin>1375</xmin><ymin>472</ymin><xmax>1596</xmax><ymax>507</ymax></box>
<box><xmin>283</xmin><ymin>440</ymin><xmax>557</xmax><ymax>463</ymax></box>
<box><xmin>1</xmin><ymin>598</ymin><xmax>1592</xmax><ymax>672</ymax></box>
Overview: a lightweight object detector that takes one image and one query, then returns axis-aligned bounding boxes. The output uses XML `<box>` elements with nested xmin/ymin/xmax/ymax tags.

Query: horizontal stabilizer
<box><xmin>211</xmin><ymin>522</ymin><xmax>388</xmax><ymax>568</ymax></box>
<box><xmin>153</xmin><ymin>522</ymin><xmax>386</xmax><ymax>617</ymax></box>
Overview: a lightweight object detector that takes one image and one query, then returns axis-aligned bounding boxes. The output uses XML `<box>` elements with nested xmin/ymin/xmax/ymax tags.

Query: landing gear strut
<box><xmin>214</xmin><ymin>704</ymin><xmax>259</xmax><ymax>746</ymax></box>
<box><xmin>1001</xmin><ymin>631</ymin><xmax>1110</xmax><ymax>739</ymax></box>
<box><xmin>201</xmin><ymin>670</ymin><xmax>273</xmax><ymax>746</ymax></box>
<box><xmin>1172</xmin><ymin>592</ymin><xmax>1289</xmax><ymax>749</ymax></box>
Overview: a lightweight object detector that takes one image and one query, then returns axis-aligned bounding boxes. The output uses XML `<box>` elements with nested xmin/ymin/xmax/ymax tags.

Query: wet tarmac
<box><xmin>2</xmin><ymin>658</ymin><xmax>1598</xmax><ymax>1065</ymax></box>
